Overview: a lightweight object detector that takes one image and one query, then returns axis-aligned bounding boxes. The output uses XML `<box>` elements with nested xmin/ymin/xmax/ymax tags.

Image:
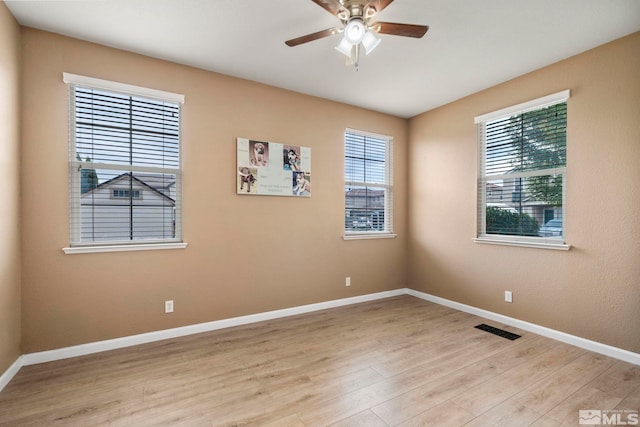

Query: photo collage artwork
<box><xmin>236</xmin><ymin>138</ymin><xmax>311</xmax><ymax>197</ymax></box>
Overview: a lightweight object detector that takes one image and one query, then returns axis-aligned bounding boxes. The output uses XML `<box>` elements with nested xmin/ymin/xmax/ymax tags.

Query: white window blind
<box><xmin>476</xmin><ymin>91</ymin><xmax>569</xmax><ymax>247</ymax></box>
<box><xmin>65</xmin><ymin>74</ymin><xmax>183</xmax><ymax>247</ymax></box>
<box><xmin>344</xmin><ymin>129</ymin><xmax>393</xmax><ymax>235</ymax></box>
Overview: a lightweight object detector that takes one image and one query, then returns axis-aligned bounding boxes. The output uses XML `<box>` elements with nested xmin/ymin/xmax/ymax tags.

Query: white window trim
<box><xmin>62</xmin><ymin>243</ymin><xmax>187</xmax><ymax>255</ymax></box>
<box><xmin>473</xmin><ymin>237</ymin><xmax>570</xmax><ymax>251</ymax></box>
<box><xmin>62</xmin><ymin>73</ymin><xmax>185</xmax><ymax>104</ymax></box>
<box><xmin>344</xmin><ymin>128</ymin><xmax>395</xmax><ymax>240</ymax></box>
<box><xmin>474</xmin><ymin>90</ymin><xmax>569</xmax><ymax>124</ymax></box>
<box><xmin>475</xmin><ymin>90</ymin><xmax>570</xmax><ymax>250</ymax></box>
<box><xmin>343</xmin><ymin>232</ymin><xmax>397</xmax><ymax>241</ymax></box>
<box><xmin>63</xmin><ymin>73</ymin><xmax>186</xmax><ymax>253</ymax></box>
<box><xmin>63</xmin><ymin>243</ymin><xmax>188</xmax><ymax>255</ymax></box>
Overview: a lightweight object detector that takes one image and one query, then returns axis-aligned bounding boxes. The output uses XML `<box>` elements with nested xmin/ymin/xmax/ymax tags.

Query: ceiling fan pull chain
<box><xmin>354</xmin><ymin>43</ymin><xmax>360</xmax><ymax>71</ymax></box>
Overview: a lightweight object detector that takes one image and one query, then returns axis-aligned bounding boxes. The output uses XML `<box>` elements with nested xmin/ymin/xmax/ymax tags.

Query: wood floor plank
<box><xmin>0</xmin><ymin>295</ymin><xmax>635</xmax><ymax>426</ymax></box>
<box><xmin>396</xmin><ymin>400</ymin><xmax>475</xmax><ymax>427</ymax></box>
<box><xmin>262</xmin><ymin>413</ymin><xmax>306</xmax><ymax>427</ymax></box>
<box><xmin>328</xmin><ymin>409</ymin><xmax>388</xmax><ymax>427</ymax></box>
<box><xmin>531</xmin><ymin>362</ymin><xmax>640</xmax><ymax>426</ymax></box>
<box><xmin>616</xmin><ymin>383</ymin><xmax>640</xmax><ymax>410</ymax></box>
<box><xmin>370</xmin><ymin>335</ymin><xmax>555</xmax><ymax>425</ymax></box>
<box><xmin>296</xmin><ymin>331</ymin><xmax>531</xmax><ymax>425</ymax></box>
<box><xmin>590</xmin><ymin>360</ymin><xmax>640</xmax><ymax>398</ymax></box>
<box><xmin>508</xmin><ymin>352</ymin><xmax>617</xmax><ymax>412</ymax></box>
<box><xmin>371</xmin><ymin>360</ymin><xmax>496</xmax><ymax>425</ymax></box>
<box><xmin>464</xmin><ymin>352</ymin><xmax>617</xmax><ymax>426</ymax></box>
<box><xmin>463</xmin><ymin>400</ymin><xmax>545</xmax><ymax>427</ymax></box>
<box><xmin>530</xmin><ymin>386</ymin><xmax>623</xmax><ymax>426</ymax></box>
<box><xmin>451</xmin><ymin>341</ymin><xmax>585</xmax><ymax>416</ymax></box>
<box><xmin>533</xmin><ymin>361</ymin><xmax>640</xmax><ymax>427</ymax></box>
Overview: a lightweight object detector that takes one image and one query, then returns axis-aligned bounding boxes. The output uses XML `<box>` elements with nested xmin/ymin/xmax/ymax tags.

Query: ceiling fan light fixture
<box><xmin>344</xmin><ymin>18</ymin><xmax>366</xmax><ymax>44</ymax></box>
<box><xmin>361</xmin><ymin>30</ymin><xmax>381</xmax><ymax>55</ymax></box>
<box><xmin>335</xmin><ymin>36</ymin><xmax>353</xmax><ymax>57</ymax></box>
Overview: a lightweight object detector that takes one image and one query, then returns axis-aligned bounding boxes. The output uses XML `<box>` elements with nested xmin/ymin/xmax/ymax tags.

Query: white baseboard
<box><xmin>1</xmin><ymin>287</ymin><xmax>638</xmax><ymax>393</ymax></box>
<box><xmin>0</xmin><ymin>355</ymin><xmax>23</xmax><ymax>392</ymax></box>
<box><xmin>406</xmin><ymin>289</ymin><xmax>640</xmax><ymax>366</ymax></box>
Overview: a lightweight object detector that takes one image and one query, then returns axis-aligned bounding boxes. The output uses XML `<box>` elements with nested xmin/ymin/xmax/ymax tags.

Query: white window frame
<box><xmin>474</xmin><ymin>90</ymin><xmax>571</xmax><ymax>251</ymax></box>
<box><xmin>343</xmin><ymin>128</ymin><xmax>396</xmax><ymax>240</ymax></box>
<box><xmin>62</xmin><ymin>73</ymin><xmax>187</xmax><ymax>254</ymax></box>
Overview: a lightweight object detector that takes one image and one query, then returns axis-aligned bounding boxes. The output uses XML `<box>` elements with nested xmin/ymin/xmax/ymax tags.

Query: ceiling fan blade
<box><xmin>285</xmin><ymin>27</ymin><xmax>342</xmax><ymax>47</ymax></box>
<box><xmin>367</xmin><ymin>0</ymin><xmax>395</xmax><ymax>14</ymax></box>
<box><xmin>311</xmin><ymin>0</ymin><xmax>349</xmax><ymax>18</ymax></box>
<box><xmin>373</xmin><ymin>22</ymin><xmax>429</xmax><ymax>38</ymax></box>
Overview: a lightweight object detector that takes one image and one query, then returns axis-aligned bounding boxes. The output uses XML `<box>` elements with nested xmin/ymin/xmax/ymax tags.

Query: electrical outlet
<box><xmin>346</xmin><ymin>277</ymin><xmax>351</xmax><ymax>287</ymax></box>
<box><xmin>504</xmin><ymin>291</ymin><xmax>513</xmax><ymax>303</ymax></box>
<box><xmin>165</xmin><ymin>300</ymin><xmax>174</xmax><ymax>313</ymax></box>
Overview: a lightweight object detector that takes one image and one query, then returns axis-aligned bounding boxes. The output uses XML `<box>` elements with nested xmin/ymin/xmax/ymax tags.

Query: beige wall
<box><xmin>19</xmin><ymin>29</ymin><xmax>408</xmax><ymax>353</ymax></box>
<box><xmin>0</xmin><ymin>2</ymin><xmax>21</xmax><ymax>373</ymax></box>
<box><xmin>408</xmin><ymin>32</ymin><xmax>640</xmax><ymax>353</ymax></box>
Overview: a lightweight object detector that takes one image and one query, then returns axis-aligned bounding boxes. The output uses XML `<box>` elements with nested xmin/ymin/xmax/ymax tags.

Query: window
<box><xmin>475</xmin><ymin>90</ymin><xmax>569</xmax><ymax>249</ymax></box>
<box><xmin>344</xmin><ymin>129</ymin><xmax>394</xmax><ymax>238</ymax></box>
<box><xmin>64</xmin><ymin>73</ymin><xmax>184</xmax><ymax>250</ymax></box>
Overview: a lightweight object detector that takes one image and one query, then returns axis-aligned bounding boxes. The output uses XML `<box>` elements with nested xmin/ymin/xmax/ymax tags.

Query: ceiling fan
<box><xmin>285</xmin><ymin>0</ymin><xmax>429</xmax><ymax>70</ymax></box>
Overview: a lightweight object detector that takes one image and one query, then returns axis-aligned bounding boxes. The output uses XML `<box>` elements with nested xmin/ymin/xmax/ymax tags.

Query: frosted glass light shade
<box><xmin>362</xmin><ymin>31</ymin><xmax>381</xmax><ymax>55</ymax></box>
<box><xmin>335</xmin><ymin>37</ymin><xmax>353</xmax><ymax>57</ymax></box>
<box><xmin>344</xmin><ymin>19</ymin><xmax>366</xmax><ymax>44</ymax></box>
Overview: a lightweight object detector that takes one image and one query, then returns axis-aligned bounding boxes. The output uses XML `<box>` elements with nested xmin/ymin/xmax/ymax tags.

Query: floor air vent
<box><xmin>475</xmin><ymin>324</ymin><xmax>521</xmax><ymax>341</ymax></box>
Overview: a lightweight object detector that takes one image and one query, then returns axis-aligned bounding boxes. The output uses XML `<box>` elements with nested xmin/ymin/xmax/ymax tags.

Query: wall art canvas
<box><xmin>237</xmin><ymin>138</ymin><xmax>311</xmax><ymax>197</ymax></box>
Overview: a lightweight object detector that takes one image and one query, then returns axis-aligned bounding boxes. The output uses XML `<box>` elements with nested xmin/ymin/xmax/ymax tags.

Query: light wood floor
<box><xmin>1</xmin><ymin>295</ymin><xmax>638</xmax><ymax>426</ymax></box>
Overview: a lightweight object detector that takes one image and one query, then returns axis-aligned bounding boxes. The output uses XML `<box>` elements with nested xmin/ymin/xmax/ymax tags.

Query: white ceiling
<box><xmin>6</xmin><ymin>0</ymin><xmax>640</xmax><ymax>118</ymax></box>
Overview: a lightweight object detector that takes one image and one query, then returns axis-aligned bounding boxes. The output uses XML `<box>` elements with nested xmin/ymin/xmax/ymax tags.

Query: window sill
<box><xmin>63</xmin><ymin>242</ymin><xmax>188</xmax><ymax>254</ymax></box>
<box><xmin>343</xmin><ymin>233</ymin><xmax>397</xmax><ymax>241</ymax></box>
<box><xmin>473</xmin><ymin>237</ymin><xmax>570</xmax><ymax>251</ymax></box>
